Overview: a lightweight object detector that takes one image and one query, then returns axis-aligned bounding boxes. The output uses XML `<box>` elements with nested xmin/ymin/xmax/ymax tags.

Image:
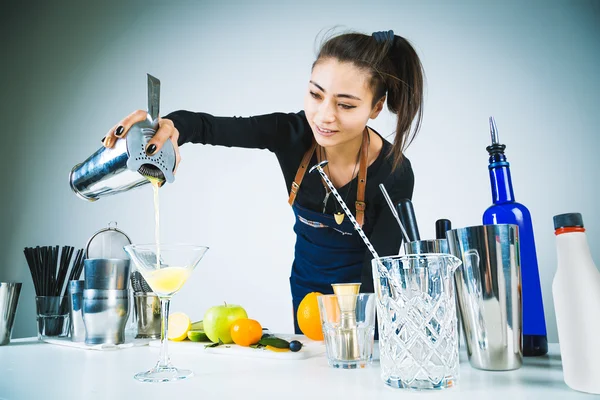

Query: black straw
<box><xmin>23</xmin><ymin>245</ymin><xmax>85</xmax><ymax>298</ymax></box>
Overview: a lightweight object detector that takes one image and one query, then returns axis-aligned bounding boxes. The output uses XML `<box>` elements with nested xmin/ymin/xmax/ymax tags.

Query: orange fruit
<box><xmin>297</xmin><ymin>292</ymin><xmax>324</xmax><ymax>341</ymax></box>
<box><xmin>323</xmin><ymin>296</ymin><xmax>340</xmax><ymax>324</ymax></box>
<box><xmin>230</xmin><ymin>318</ymin><xmax>263</xmax><ymax>346</ymax></box>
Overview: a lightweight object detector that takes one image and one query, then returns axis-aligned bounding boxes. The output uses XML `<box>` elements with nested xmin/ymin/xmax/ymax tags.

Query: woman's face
<box><xmin>304</xmin><ymin>58</ymin><xmax>383</xmax><ymax>149</ymax></box>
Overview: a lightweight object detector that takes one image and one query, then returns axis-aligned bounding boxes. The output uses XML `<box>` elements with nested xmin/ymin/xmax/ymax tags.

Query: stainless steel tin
<box><xmin>0</xmin><ymin>283</ymin><xmax>22</xmax><ymax>345</ymax></box>
<box><xmin>403</xmin><ymin>239</ymin><xmax>449</xmax><ymax>255</ymax></box>
<box><xmin>69</xmin><ymin>74</ymin><xmax>176</xmax><ymax>201</ymax></box>
<box><xmin>84</xmin><ymin>259</ymin><xmax>130</xmax><ymax>290</ymax></box>
<box><xmin>133</xmin><ymin>293</ymin><xmax>161</xmax><ymax>339</ymax></box>
<box><xmin>446</xmin><ymin>224</ymin><xmax>523</xmax><ymax>371</ymax></box>
<box><xmin>82</xmin><ymin>289</ymin><xmax>130</xmax><ymax>345</ymax></box>
<box><xmin>68</xmin><ymin>280</ymin><xmax>85</xmax><ymax>342</ymax></box>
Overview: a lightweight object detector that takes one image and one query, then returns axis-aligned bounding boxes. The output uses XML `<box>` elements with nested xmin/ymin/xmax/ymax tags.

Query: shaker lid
<box><xmin>553</xmin><ymin>213</ymin><xmax>584</xmax><ymax>230</ymax></box>
<box><xmin>85</xmin><ymin>221</ymin><xmax>132</xmax><ymax>260</ymax></box>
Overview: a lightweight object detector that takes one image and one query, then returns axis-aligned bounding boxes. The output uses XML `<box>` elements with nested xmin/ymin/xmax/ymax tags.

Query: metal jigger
<box><xmin>332</xmin><ymin>283</ymin><xmax>361</xmax><ymax>361</ymax></box>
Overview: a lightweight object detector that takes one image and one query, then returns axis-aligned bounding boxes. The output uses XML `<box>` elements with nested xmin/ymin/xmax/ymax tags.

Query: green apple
<box><xmin>203</xmin><ymin>303</ymin><xmax>248</xmax><ymax>344</ymax></box>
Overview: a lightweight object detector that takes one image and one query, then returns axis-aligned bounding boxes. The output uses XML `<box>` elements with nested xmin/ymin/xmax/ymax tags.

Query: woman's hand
<box><xmin>102</xmin><ymin>109</ymin><xmax>182</xmax><ymax>173</ymax></box>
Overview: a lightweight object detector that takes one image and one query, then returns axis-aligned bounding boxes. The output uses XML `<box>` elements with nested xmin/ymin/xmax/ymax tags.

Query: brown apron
<box><xmin>287</xmin><ymin>128</ymin><xmax>369</xmax><ymax>226</ymax></box>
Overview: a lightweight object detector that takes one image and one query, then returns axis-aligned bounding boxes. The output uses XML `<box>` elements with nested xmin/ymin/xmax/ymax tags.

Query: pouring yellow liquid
<box><xmin>148</xmin><ymin>177</ymin><xmax>162</xmax><ymax>267</ymax></box>
<box><xmin>144</xmin><ymin>176</ymin><xmax>192</xmax><ymax>297</ymax></box>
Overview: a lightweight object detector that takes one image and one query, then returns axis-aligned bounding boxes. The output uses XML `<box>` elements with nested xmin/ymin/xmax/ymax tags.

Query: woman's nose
<box><xmin>314</xmin><ymin>101</ymin><xmax>336</xmax><ymax>125</ymax></box>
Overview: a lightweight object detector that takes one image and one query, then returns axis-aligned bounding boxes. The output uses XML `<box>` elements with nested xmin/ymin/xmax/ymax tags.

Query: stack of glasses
<box><xmin>82</xmin><ymin>259</ymin><xmax>130</xmax><ymax>345</ymax></box>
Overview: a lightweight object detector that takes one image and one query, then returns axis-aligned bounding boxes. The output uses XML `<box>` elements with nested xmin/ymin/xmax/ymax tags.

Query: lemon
<box><xmin>265</xmin><ymin>345</ymin><xmax>290</xmax><ymax>352</ymax></box>
<box><xmin>168</xmin><ymin>312</ymin><xmax>191</xmax><ymax>341</ymax></box>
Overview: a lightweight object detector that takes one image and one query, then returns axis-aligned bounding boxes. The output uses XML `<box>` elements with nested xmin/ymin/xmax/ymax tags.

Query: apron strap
<box><xmin>355</xmin><ymin>128</ymin><xmax>369</xmax><ymax>227</ymax></box>
<box><xmin>288</xmin><ymin>141</ymin><xmax>317</xmax><ymax>206</ymax></box>
<box><xmin>288</xmin><ymin>128</ymin><xmax>369</xmax><ymax>227</ymax></box>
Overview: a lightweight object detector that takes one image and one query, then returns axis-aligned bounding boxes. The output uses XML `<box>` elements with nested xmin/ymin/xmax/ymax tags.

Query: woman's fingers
<box><xmin>100</xmin><ymin>114</ymin><xmax>181</xmax><ymax>176</ymax></box>
<box><xmin>145</xmin><ymin>118</ymin><xmax>178</xmax><ymax>156</ymax></box>
<box><xmin>171</xmin><ymin>134</ymin><xmax>182</xmax><ymax>174</ymax></box>
<box><xmin>102</xmin><ymin>109</ymin><xmax>148</xmax><ymax>148</ymax></box>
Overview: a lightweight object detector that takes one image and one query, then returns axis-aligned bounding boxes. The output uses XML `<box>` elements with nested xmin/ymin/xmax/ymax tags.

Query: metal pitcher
<box><xmin>69</xmin><ymin>74</ymin><xmax>176</xmax><ymax>201</ymax></box>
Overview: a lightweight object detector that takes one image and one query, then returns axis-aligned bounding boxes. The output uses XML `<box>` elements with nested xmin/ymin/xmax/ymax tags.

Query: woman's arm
<box><xmin>165</xmin><ymin>110</ymin><xmax>308</xmax><ymax>153</ymax></box>
<box><xmin>102</xmin><ymin>109</ymin><xmax>308</xmax><ymax>172</ymax></box>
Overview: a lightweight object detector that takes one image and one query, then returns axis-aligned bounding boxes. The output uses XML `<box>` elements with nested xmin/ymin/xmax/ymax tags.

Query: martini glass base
<box><xmin>134</xmin><ymin>364</ymin><xmax>193</xmax><ymax>383</ymax></box>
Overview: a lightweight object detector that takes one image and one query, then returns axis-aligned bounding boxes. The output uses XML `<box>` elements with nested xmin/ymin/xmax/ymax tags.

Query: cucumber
<box><xmin>258</xmin><ymin>337</ymin><xmax>290</xmax><ymax>349</ymax></box>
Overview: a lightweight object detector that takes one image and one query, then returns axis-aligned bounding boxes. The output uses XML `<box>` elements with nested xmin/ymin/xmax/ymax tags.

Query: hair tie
<box><xmin>372</xmin><ymin>30</ymin><xmax>394</xmax><ymax>43</ymax></box>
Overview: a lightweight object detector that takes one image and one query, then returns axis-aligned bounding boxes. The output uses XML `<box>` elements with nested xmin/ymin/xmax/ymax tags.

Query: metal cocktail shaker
<box><xmin>69</xmin><ymin>74</ymin><xmax>176</xmax><ymax>201</ymax></box>
<box><xmin>446</xmin><ymin>224</ymin><xmax>522</xmax><ymax>371</ymax></box>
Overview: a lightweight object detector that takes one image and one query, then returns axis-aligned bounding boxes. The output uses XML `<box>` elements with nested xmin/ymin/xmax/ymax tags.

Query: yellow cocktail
<box><xmin>144</xmin><ymin>266</ymin><xmax>191</xmax><ymax>297</ymax></box>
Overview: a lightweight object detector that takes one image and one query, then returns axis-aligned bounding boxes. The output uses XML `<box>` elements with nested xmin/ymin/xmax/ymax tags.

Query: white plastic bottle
<box><xmin>552</xmin><ymin>212</ymin><xmax>600</xmax><ymax>394</ymax></box>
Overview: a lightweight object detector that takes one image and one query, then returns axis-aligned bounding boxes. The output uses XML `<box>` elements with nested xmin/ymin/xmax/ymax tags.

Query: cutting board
<box><xmin>149</xmin><ymin>334</ymin><xmax>326</xmax><ymax>360</ymax></box>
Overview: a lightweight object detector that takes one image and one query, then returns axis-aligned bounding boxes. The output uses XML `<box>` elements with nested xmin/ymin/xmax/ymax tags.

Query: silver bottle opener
<box><xmin>69</xmin><ymin>74</ymin><xmax>176</xmax><ymax>201</ymax></box>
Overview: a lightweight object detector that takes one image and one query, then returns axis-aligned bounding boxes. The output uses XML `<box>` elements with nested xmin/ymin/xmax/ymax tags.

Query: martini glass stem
<box><xmin>158</xmin><ymin>298</ymin><xmax>171</xmax><ymax>368</ymax></box>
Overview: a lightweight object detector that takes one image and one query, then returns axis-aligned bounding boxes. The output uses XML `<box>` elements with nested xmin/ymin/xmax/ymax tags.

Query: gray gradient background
<box><xmin>1</xmin><ymin>0</ymin><xmax>598</xmax><ymax>342</ymax></box>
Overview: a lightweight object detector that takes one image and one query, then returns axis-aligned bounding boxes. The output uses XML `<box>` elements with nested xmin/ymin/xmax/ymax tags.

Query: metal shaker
<box><xmin>0</xmin><ymin>282</ymin><xmax>22</xmax><ymax>345</ymax></box>
<box><xmin>68</xmin><ymin>280</ymin><xmax>85</xmax><ymax>342</ymax></box>
<box><xmin>82</xmin><ymin>289</ymin><xmax>130</xmax><ymax>345</ymax></box>
<box><xmin>446</xmin><ymin>224</ymin><xmax>522</xmax><ymax>371</ymax></box>
<box><xmin>69</xmin><ymin>74</ymin><xmax>176</xmax><ymax>201</ymax></box>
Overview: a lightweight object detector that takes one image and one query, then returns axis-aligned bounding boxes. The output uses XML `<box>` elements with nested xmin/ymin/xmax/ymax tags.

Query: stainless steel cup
<box><xmin>446</xmin><ymin>224</ymin><xmax>522</xmax><ymax>371</ymax></box>
<box><xmin>133</xmin><ymin>293</ymin><xmax>161</xmax><ymax>339</ymax></box>
<box><xmin>404</xmin><ymin>239</ymin><xmax>449</xmax><ymax>254</ymax></box>
<box><xmin>84</xmin><ymin>259</ymin><xmax>130</xmax><ymax>290</ymax></box>
<box><xmin>82</xmin><ymin>289</ymin><xmax>130</xmax><ymax>345</ymax></box>
<box><xmin>68</xmin><ymin>280</ymin><xmax>85</xmax><ymax>342</ymax></box>
<box><xmin>0</xmin><ymin>283</ymin><xmax>22</xmax><ymax>345</ymax></box>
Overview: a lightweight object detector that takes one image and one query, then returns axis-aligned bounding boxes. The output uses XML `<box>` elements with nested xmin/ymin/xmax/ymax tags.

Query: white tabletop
<box><xmin>0</xmin><ymin>339</ymin><xmax>591</xmax><ymax>399</ymax></box>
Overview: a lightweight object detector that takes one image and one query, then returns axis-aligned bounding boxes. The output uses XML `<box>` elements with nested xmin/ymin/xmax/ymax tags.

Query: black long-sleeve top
<box><xmin>164</xmin><ymin>110</ymin><xmax>414</xmax><ymax>293</ymax></box>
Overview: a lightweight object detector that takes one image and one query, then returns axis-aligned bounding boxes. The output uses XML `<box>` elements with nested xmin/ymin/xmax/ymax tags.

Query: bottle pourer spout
<box><xmin>489</xmin><ymin>116</ymin><xmax>499</xmax><ymax>145</ymax></box>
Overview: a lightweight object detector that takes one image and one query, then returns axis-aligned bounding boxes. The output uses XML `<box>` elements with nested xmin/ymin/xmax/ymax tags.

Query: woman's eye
<box><xmin>310</xmin><ymin>91</ymin><xmax>321</xmax><ymax>99</ymax></box>
<box><xmin>339</xmin><ymin>104</ymin><xmax>356</xmax><ymax>110</ymax></box>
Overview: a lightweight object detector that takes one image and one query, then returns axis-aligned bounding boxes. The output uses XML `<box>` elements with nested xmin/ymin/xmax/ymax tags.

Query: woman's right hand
<box><xmin>102</xmin><ymin>110</ymin><xmax>182</xmax><ymax>173</ymax></box>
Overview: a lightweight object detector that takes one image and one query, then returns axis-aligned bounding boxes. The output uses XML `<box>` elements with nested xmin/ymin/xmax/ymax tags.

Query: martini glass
<box><xmin>124</xmin><ymin>244</ymin><xmax>208</xmax><ymax>383</ymax></box>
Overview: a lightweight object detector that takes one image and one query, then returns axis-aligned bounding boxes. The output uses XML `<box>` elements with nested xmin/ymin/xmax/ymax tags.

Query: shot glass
<box><xmin>35</xmin><ymin>296</ymin><xmax>70</xmax><ymax>340</ymax></box>
<box><xmin>317</xmin><ymin>293</ymin><xmax>376</xmax><ymax>369</ymax></box>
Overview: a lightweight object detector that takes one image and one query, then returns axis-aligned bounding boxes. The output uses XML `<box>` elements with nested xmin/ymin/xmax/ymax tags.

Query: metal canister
<box><xmin>69</xmin><ymin>74</ymin><xmax>175</xmax><ymax>201</ymax></box>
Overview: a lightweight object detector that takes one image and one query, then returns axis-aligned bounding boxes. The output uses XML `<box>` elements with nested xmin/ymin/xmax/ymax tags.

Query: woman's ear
<box><xmin>369</xmin><ymin>96</ymin><xmax>386</xmax><ymax>119</ymax></box>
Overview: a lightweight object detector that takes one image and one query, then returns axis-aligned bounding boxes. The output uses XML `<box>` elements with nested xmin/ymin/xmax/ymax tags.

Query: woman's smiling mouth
<box><xmin>315</xmin><ymin>125</ymin><xmax>338</xmax><ymax>137</ymax></box>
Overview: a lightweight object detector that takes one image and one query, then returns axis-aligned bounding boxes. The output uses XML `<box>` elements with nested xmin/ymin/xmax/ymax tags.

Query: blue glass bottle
<box><xmin>483</xmin><ymin>117</ymin><xmax>548</xmax><ymax>356</ymax></box>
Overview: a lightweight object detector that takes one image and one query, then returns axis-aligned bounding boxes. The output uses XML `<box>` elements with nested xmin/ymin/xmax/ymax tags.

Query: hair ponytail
<box><xmin>315</xmin><ymin>31</ymin><xmax>425</xmax><ymax>169</ymax></box>
<box><xmin>385</xmin><ymin>35</ymin><xmax>424</xmax><ymax>169</ymax></box>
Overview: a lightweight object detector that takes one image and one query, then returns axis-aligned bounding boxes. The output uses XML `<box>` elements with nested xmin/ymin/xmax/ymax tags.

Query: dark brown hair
<box><xmin>314</xmin><ymin>32</ymin><xmax>424</xmax><ymax>169</ymax></box>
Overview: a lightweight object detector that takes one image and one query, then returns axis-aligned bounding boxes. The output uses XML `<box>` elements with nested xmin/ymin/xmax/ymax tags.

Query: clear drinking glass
<box><xmin>124</xmin><ymin>244</ymin><xmax>208</xmax><ymax>383</ymax></box>
<box><xmin>36</xmin><ymin>296</ymin><xmax>70</xmax><ymax>340</ymax></box>
<box><xmin>318</xmin><ymin>293</ymin><xmax>376</xmax><ymax>369</ymax></box>
<box><xmin>372</xmin><ymin>254</ymin><xmax>461</xmax><ymax>390</ymax></box>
